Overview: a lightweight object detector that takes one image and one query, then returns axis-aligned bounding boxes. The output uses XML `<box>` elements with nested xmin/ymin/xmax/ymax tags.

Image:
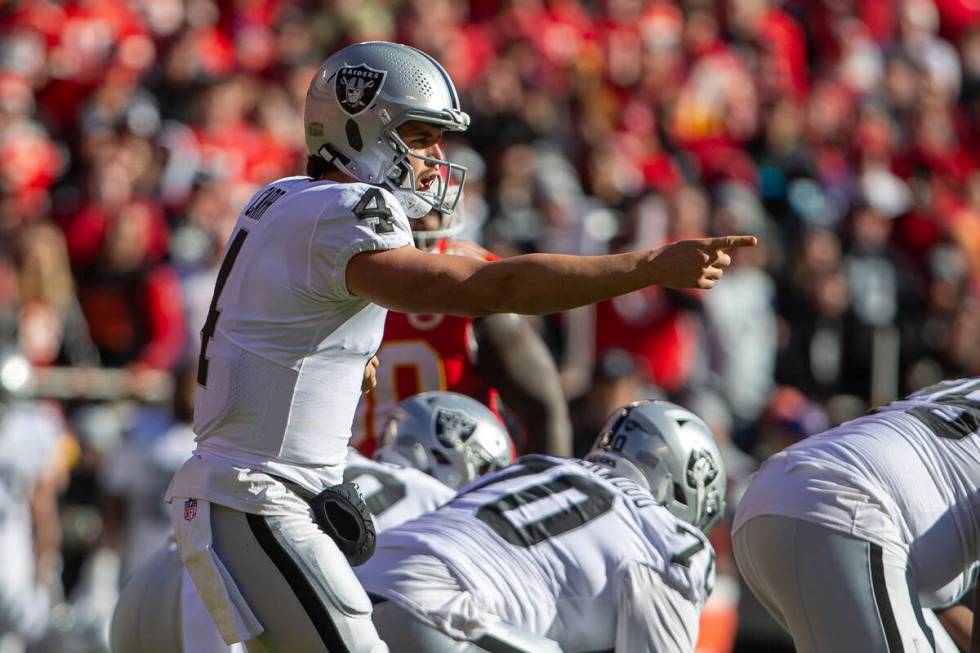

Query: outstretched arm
<box><xmin>474</xmin><ymin>313</ymin><xmax>572</xmax><ymax>456</ymax></box>
<box><xmin>347</xmin><ymin>236</ymin><xmax>757</xmax><ymax>317</ymax></box>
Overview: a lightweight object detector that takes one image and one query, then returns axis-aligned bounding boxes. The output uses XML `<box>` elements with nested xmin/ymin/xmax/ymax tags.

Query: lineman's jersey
<box><xmin>344</xmin><ymin>449</ymin><xmax>455</xmax><ymax>531</ymax></box>
<box><xmin>735</xmin><ymin>377</ymin><xmax>980</xmax><ymax>608</ymax></box>
<box><xmin>356</xmin><ymin>455</ymin><xmax>714</xmax><ymax>653</ymax></box>
<box><xmin>353</xmin><ymin>239</ymin><xmax>499</xmax><ymax>456</ymax></box>
<box><xmin>167</xmin><ymin>177</ymin><xmax>413</xmax><ymax>514</ymax></box>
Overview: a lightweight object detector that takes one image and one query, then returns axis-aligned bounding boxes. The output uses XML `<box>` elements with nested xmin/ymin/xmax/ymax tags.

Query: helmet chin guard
<box><xmin>305</xmin><ymin>41</ymin><xmax>470</xmax><ymax>218</ymax></box>
<box><xmin>411</xmin><ymin>185</ymin><xmax>465</xmax><ymax>250</ymax></box>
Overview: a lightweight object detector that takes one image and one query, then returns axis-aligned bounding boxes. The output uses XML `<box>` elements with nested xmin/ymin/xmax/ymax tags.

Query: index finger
<box><xmin>707</xmin><ymin>235</ymin><xmax>758</xmax><ymax>250</ymax></box>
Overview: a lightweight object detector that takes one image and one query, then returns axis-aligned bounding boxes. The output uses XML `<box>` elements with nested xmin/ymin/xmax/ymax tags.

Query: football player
<box><xmin>358</xmin><ymin>400</ymin><xmax>726</xmax><ymax>653</ymax></box>
<box><xmin>111</xmin><ymin>391</ymin><xmax>513</xmax><ymax>653</ymax></box>
<box><xmin>733</xmin><ymin>377</ymin><xmax>980</xmax><ymax>653</ymax></box>
<box><xmin>164</xmin><ymin>40</ymin><xmax>755</xmax><ymax>653</ymax></box>
<box><xmin>348</xmin><ymin>391</ymin><xmax>514</xmax><ymax>530</ymax></box>
<box><xmin>355</xmin><ymin>204</ymin><xmax>572</xmax><ymax>457</ymax></box>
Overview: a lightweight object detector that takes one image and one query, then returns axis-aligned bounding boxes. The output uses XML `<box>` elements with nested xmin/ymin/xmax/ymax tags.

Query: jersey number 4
<box><xmin>197</xmin><ymin>229</ymin><xmax>248</xmax><ymax>386</ymax></box>
<box><xmin>353</xmin><ymin>188</ymin><xmax>395</xmax><ymax>234</ymax></box>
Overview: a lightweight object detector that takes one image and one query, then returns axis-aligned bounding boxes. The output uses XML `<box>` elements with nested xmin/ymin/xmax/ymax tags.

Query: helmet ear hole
<box><xmin>346</xmin><ymin>119</ymin><xmax>363</xmax><ymax>151</ymax></box>
<box><xmin>672</xmin><ymin>482</ymin><xmax>688</xmax><ymax>506</ymax></box>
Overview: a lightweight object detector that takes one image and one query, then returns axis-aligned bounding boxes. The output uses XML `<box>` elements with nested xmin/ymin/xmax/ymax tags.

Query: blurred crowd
<box><xmin>1</xmin><ymin>0</ymin><xmax>979</xmax><ymax>651</ymax></box>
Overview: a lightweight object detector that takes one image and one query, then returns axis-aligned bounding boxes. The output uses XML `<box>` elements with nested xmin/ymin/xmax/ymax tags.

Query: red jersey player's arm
<box><xmin>473</xmin><ymin>313</ymin><xmax>572</xmax><ymax>457</ymax></box>
<box><xmin>971</xmin><ymin>589</ymin><xmax>979</xmax><ymax>653</ymax></box>
<box><xmin>347</xmin><ymin>236</ymin><xmax>757</xmax><ymax>317</ymax></box>
<box><xmin>936</xmin><ymin>603</ymin><xmax>973</xmax><ymax>652</ymax></box>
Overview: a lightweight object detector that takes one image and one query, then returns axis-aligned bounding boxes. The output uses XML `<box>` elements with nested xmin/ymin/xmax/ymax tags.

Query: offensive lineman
<box><xmin>358</xmin><ymin>400</ymin><xmax>727</xmax><ymax>653</ymax></box>
<box><xmin>164</xmin><ymin>40</ymin><xmax>756</xmax><ymax>653</ymax></box>
<box><xmin>733</xmin><ymin>377</ymin><xmax>980</xmax><ymax>653</ymax></box>
<box><xmin>112</xmin><ymin>392</ymin><xmax>512</xmax><ymax>653</ymax></box>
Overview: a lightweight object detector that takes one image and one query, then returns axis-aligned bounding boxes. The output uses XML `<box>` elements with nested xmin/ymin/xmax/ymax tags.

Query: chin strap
<box><xmin>391</xmin><ymin>187</ymin><xmax>435</xmax><ymax>219</ymax></box>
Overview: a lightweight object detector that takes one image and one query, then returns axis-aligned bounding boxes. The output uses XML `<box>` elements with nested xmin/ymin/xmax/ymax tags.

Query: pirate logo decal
<box><xmin>434</xmin><ymin>408</ymin><xmax>477</xmax><ymax>447</ymax></box>
<box><xmin>335</xmin><ymin>64</ymin><xmax>387</xmax><ymax>116</ymax></box>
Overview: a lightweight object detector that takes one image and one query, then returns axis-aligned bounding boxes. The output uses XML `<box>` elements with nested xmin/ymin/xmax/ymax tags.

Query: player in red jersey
<box><xmin>353</xmin><ymin>197</ymin><xmax>572</xmax><ymax>457</ymax></box>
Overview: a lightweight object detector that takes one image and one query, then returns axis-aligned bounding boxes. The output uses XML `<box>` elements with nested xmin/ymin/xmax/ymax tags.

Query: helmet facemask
<box><xmin>380</xmin><ymin>120</ymin><xmax>467</xmax><ymax>220</ymax></box>
<box><xmin>411</xmin><ymin>185</ymin><xmax>465</xmax><ymax>250</ymax></box>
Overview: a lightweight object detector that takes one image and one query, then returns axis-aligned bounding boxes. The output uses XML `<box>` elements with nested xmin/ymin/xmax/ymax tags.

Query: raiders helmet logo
<box><xmin>335</xmin><ymin>64</ymin><xmax>387</xmax><ymax>116</ymax></box>
<box><xmin>434</xmin><ymin>408</ymin><xmax>477</xmax><ymax>447</ymax></box>
<box><xmin>686</xmin><ymin>450</ymin><xmax>719</xmax><ymax>488</ymax></box>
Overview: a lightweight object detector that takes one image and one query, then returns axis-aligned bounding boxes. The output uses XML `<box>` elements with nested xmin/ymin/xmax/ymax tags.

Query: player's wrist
<box><xmin>637</xmin><ymin>248</ymin><xmax>668</xmax><ymax>288</ymax></box>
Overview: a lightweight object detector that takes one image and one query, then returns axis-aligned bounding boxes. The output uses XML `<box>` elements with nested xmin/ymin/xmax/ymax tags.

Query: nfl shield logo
<box><xmin>183</xmin><ymin>498</ymin><xmax>198</xmax><ymax>521</ymax></box>
<box><xmin>335</xmin><ymin>64</ymin><xmax>387</xmax><ymax>116</ymax></box>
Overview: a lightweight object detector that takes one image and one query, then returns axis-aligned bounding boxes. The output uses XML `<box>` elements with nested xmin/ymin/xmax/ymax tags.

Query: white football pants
<box><xmin>169</xmin><ymin>498</ymin><xmax>387</xmax><ymax>653</ymax></box>
<box><xmin>734</xmin><ymin>514</ymin><xmax>958</xmax><ymax>653</ymax></box>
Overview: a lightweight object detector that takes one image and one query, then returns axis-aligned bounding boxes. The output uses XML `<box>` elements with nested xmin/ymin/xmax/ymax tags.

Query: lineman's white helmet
<box><xmin>586</xmin><ymin>400</ymin><xmax>727</xmax><ymax>533</ymax></box>
<box><xmin>376</xmin><ymin>392</ymin><xmax>513</xmax><ymax>490</ymax></box>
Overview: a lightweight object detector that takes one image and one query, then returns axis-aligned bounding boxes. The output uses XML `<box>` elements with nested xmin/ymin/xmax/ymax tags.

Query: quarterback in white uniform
<box><xmin>734</xmin><ymin>377</ymin><xmax>980</xmax><ymax>653</ymax></box>
<box><xmin>358</xmin><ymin>400</ymin><xmax>727</xmax><ymax>653</ymax></box>
<box><xmin>164</xmin><ymin>39</ymin><xmax>754</xmax><ymax>653</ymax></box>
<box><xmin>112</xmin><ymin>392</ymin><xmax>513</xmax><ymax>653</ymax></box>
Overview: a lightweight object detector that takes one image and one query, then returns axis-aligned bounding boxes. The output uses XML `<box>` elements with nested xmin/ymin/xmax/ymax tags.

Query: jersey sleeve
<box><xmin>614</xmin><ymin>560</ymin><xmax>703</xmax><ymax>653</ymax></box>
<box><xmin>309</xmin><ymin>183</ymin><xmax>414</xmax><ymax>301</ymax></box>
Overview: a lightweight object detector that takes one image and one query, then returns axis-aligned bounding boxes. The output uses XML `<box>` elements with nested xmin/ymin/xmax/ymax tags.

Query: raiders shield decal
<box><xmin>335</xmin><ymin>64</ymin><xmax>387</xmax><ymax>116</ymax></box>
<box><xmin>434</xmin><ymin>408</ymin><xmax>477</xmax><ymax>447</ymax></box>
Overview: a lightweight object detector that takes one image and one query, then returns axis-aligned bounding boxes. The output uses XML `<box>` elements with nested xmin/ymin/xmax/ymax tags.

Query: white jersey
<box><xmin>735</xmin><ymin>377</ymin><xmax>980</xmax><ymax>608</ymax></box>
<box><xmin>167</xmin><ymin>177</ymin><xmax>413</xmax><ymax>513</ymax></box>
<box><xmin>344</xmin><ymin>449</ymin><xmax>455</xmax><ymax>531</ymax></box>
<box><xmin>357</xmin><ymin>455</ymin><xmax>714</xmax><ymax>653</ymax></box>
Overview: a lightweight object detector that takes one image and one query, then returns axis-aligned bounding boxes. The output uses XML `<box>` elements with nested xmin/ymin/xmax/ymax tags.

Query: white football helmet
<box><xmin>376</xmin><ymin>392</ymin><xmax>514</xmax><ymax>489</ymax></box>
<box><xmin>305</xmin><ymin>41</ymin><xmax>469</xmax><ymax>218</ymax></box>
<box><xmin>585</xmin><ymin>400</ymin><xmax>727</xmax><ymax>533</ymax></box>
